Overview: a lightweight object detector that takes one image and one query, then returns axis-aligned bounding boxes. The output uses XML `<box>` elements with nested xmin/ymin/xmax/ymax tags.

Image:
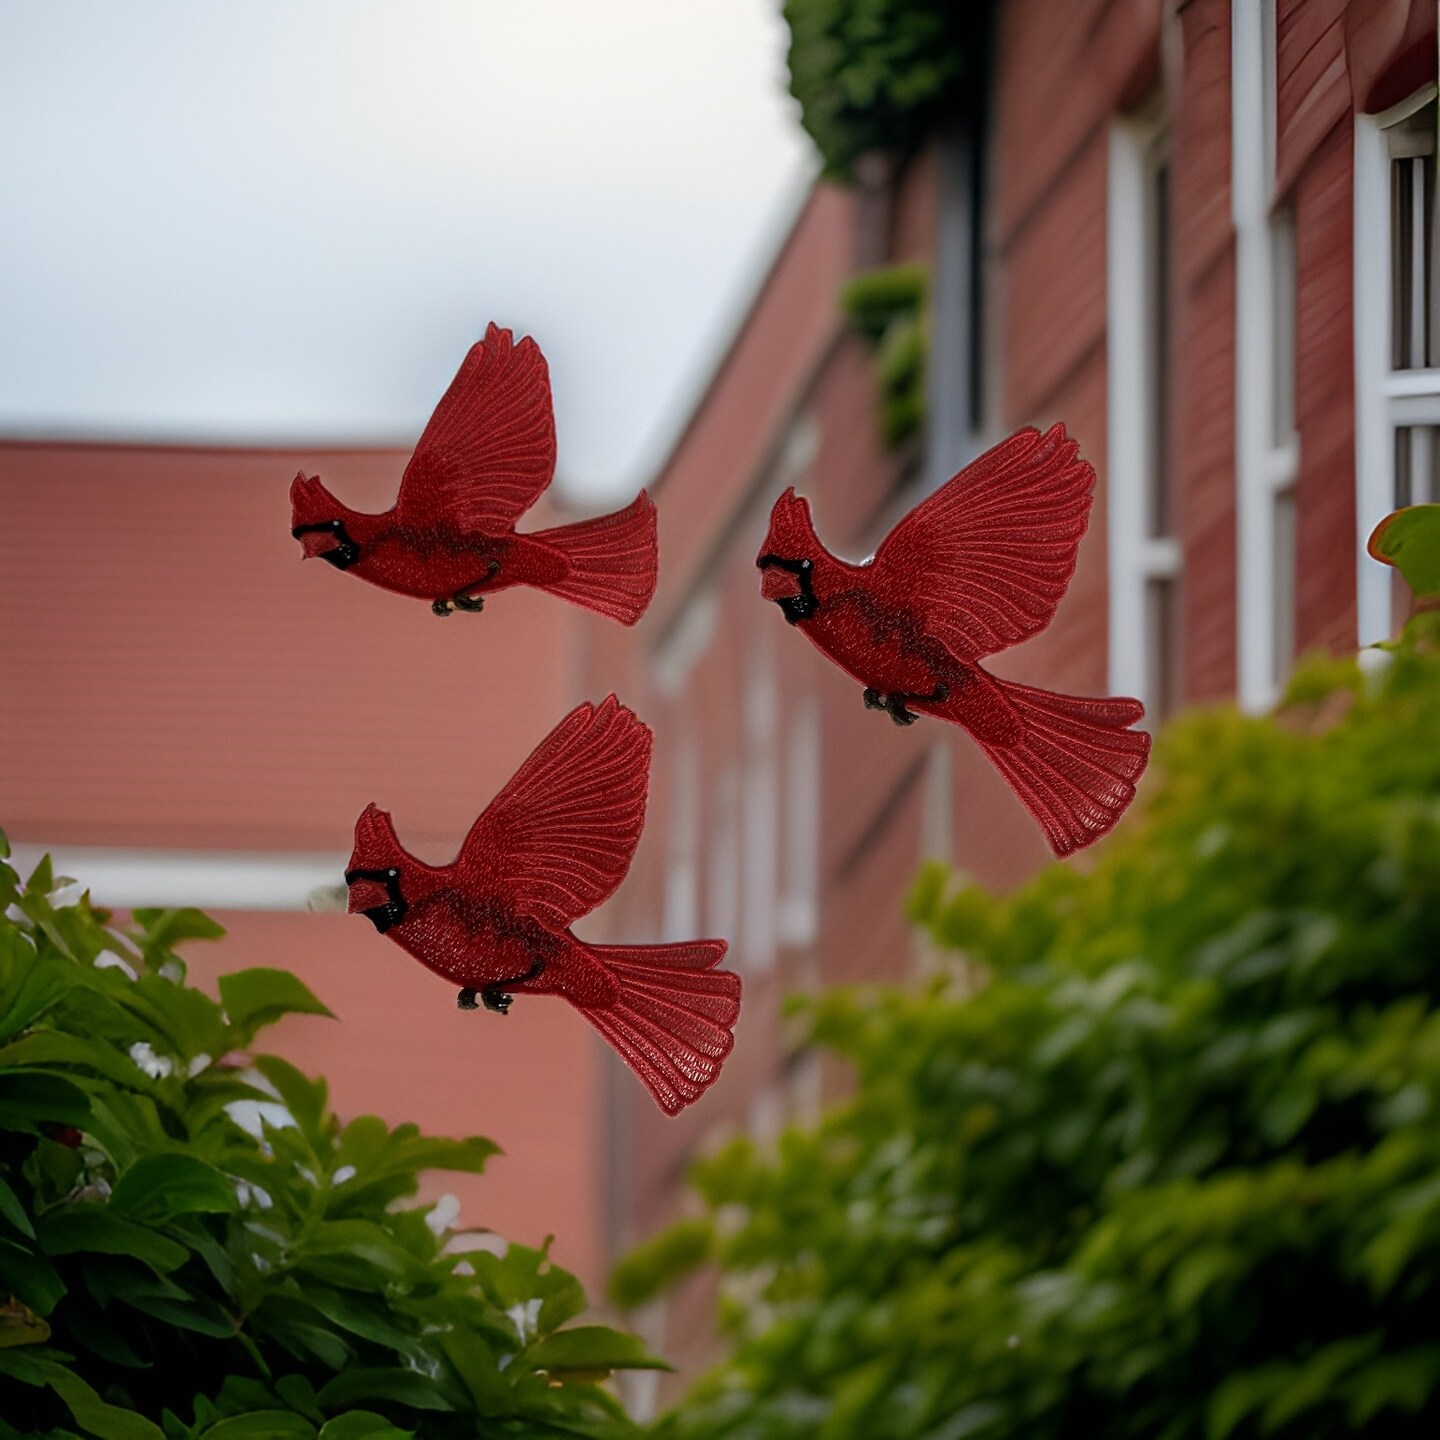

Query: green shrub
<box><xmin>0</xmin><ymin>845</ymin><xmax>660</xmax><ymax>1439</ymax></box>
<box><xmin>782</xmin><ymin>0</ymin><xmax>972</xmax><ymax>181</ymax></box>
<box><xmin>643</xmin><ymin>614</ymin><xmax>1440</xmax><ymax>1438</ymax></box>
<box><xmin>839</xmin><ymin>264</ymin><xmax>927</xmax><ymax>450</ymax></box>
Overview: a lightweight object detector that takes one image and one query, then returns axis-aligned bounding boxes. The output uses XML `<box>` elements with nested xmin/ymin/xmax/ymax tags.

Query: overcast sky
<box><xmin>0</xmin><ymin>1</ymin><xmax>814</xmax><ymax>502</ymax></box>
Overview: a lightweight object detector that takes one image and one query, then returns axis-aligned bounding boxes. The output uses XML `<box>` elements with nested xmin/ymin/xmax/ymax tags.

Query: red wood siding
<box><xmin>1276</xmin><ymin>0</ymin><xmax>1350</xmax><ymax>196</ymax></box>
<box><xmin>1174</xmin><ymin>0</ymin><xmax>1237</xmax><ymax>701</ymax></box>
<box><xmin>1291</xmin><ymin>123</ymin><xmax>1358</xmax><ymax>653</ymax></box>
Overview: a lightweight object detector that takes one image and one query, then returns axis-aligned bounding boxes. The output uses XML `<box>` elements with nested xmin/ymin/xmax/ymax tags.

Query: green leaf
<box><xmin>219</xmin><ymin>968</ymin><xmax>334</xmax><ymax>1044</ymax></box>
<box><xmin>129</xmin><ymin>908</ymin><xmax>226</xmax><ymax>960</ymax></box>
<box><xmin>251</xmin><ymin>1055</ymin><xmax>329</xmax><ymax>1142</ymax></box>
<box><xmin>109</xmin><ymin>1153</ymin><xmax>236</xmax><ymax>1226</ymax></box>
<box><xmin>0</xmin><ymin>1031</ymin><xmax>156</xmax><ymax>1089</ymax></box>
<box><xmin>0</xmin><ymin>1072</ymin><xmax>92</xmax><ymax>1134</ymax></box>
<box><xmin>275</xmin><ymin>1372</ymin><xmax>324</xmax><ymax>1423</ymax></box>
<box><xmin>316</xmin><ymin>1415</ymin><xmax>414</xmax><ymax>1440</ymax></box>
<box><xmin>607</xmin><ymin>1218</ymin><xmax>713</xmax><ymax>1309</ymax></box>
<box><xmin>196</xmin><ymin>1414</ymin><xmax>315</xmax><ymax>1440</ymax></box>
<box><xmin>0</xmin><ymin>1237</ymin><xmax>66</xmax><ymax>1315</ymax></box>
<box><xmin>0</xmin><ymin>1296</ymin><xmax>49</xmax><ymax>1348</ymax></box>
<box><xmin>0</xmin><ymin>1348</ymin><xmax>166</xmax><ymax>1439</ymax></box>
<box><xmin>37</xmin><ymin>1207</ymin><xmax>189</xmax><ymax>1273</ymax></box>
<box><xmin>438</xmin><ymin>1330</ymin><xmax>511</xmax><ymax>1415</ymax></box>
<box><xmin>1368</xmin><ymin>504</ymin><xmax>1440</xmax><ymax>596</ymax></box>
<box><xmin>315</xmin><ymin>1369</ymin><xmax>456</xmax><ymax>1413</ymax></box>
<box><xmin>527</xmin><ymin>1326</ymin><xmax>671</xmax><ymax>1375</ymax></box>
<box><xmin>0</xmin><ymin>948</ymin><xmax>74</xmax><ymax>1044</ymax></box>
<box><xmin>0</xmin><ymin>1175</ymin><xmax>35</xmax><ymax>1239</ymax></box>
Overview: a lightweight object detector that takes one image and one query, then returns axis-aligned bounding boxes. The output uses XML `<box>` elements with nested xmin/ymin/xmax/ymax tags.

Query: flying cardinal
<box><xmin>290</xmin><ymin>324</ymin><xmax>658</xmax><ymax>623</ymax></box>
<box><xmin>343</xmin><ymin>697</ymin><xmax>740</xmax><ymax>1115</ymax></box>
<box><xmin>757</xmin><ymin>424</ymin><xmax>1150</xmax><ymax>856</ymax></box>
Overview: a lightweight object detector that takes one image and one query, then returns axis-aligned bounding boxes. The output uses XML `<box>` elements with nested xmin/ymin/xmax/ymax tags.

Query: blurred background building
<box><xmin>1</xmin><ymin>0</ymin><xmax>1436</xmax><ymax>1393</ymax></box>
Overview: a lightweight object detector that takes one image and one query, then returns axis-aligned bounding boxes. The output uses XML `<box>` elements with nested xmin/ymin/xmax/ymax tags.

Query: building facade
<box><xmin>0</xmin><ymin>440</ymin><xmax>613</xmax><ymax>1289</ymax></box>
<box><xmin>581</xmin><ymin>0</ymin><xmax>1439</xmax><ymax>1388</ymax></box>
<box><xmin>1</xmin><ymin>0</ymin><xmax>1434</xmax><ymax>1397</ymax></box>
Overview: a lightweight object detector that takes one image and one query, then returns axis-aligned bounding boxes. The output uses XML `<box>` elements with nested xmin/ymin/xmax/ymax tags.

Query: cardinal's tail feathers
<box><xmin>581</xmin><ymin>940</ymin><xmax>740</xmax><ymax>1116</ymax></box>
<box><xmin>978</xmin><ymin>677</ymin><xmax>1151</xmax><ymax>857</ymax></box>
<box><xmin>533</xmin><ymin>491</ymin><xmax>658</xmax><ymax>625</ymax></box>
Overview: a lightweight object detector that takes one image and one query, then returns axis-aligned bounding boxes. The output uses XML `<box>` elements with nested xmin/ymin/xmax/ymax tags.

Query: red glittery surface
<box><xmin>290</xmin><ymin>323</ymin><xmax>658</xmax><ymax>624</ymax></box>
<box><xmin>757</xmin><ymin>424</ymin><xmax>1151</xmax><ymax>856</ymax></box>
<box><xmin>345</xmin><ymin>696</ymin><xmax>741</xmax><ymax>1116</ymax></box>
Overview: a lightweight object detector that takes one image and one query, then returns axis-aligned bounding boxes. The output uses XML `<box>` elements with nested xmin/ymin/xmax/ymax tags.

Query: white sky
<box><xmin>0</xmin><ymin>1</ymin><xmax>814</xmax><ymax>502</ymax></box>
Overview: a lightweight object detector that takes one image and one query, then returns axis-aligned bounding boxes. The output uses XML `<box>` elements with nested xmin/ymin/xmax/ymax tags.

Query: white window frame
<box><xmin>1355</xmin><ymin>83</ymin><xmax>1440</xmax><ymax>645</ymax></box>
<box><xmin>1107</xmin><ymin>112</ymin><xmax>1182</xmax><ymax>715</ymax></box>
<box><xmin>1233</xmin><ymin>0</ymin><xmax>1300</xmax><ymax>709</ymax></box>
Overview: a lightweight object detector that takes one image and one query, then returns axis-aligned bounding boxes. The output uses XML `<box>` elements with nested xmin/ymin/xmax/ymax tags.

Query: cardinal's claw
<box><xmin>886</xmin><ymin>696</ymin><xmax>919</xmax><ymax>726</ymax></box>
<box><xmin>863</xmin><ymin>688</ymin><xmax>886</xmax><ymax>711</ymax></box>
<box><xmin>433</xmin><ymin>598</ymin><xmax>456</xmax><ymax>617</ymax></box>
<box><xmin>480</xmin><ymin>986</ymin><xmax>513</xmax><ymax>1014</ymax></box>
<box><xmin>457</xmin><ymin>988</ymin><xmax>479</xmax><ymax>1010</ymax></box>
<box><xmin>449</xmin><ymin>562</ymin><xmax>500</xmax><ymax>614</ymax></box>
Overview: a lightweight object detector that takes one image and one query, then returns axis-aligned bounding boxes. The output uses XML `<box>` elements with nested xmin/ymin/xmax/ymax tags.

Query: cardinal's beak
<box><xmin>759</xmin><ymin>563</ymin><xmax>796</xmax><ymax>602</ymax></box>
<box><xmin>344</xmin><ymin>875</ymin><xmax>390</xmax><ymax>914</ymax></box>
<box><xmin>295</xmin><ymin>528</ymin><xmax>338</xmax><ymax>560</ymax></box>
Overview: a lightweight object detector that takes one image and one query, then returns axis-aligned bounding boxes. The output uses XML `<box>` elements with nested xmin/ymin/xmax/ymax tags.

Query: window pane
<box><xmin>1394</xmin><ymin>424</ymin><xmax>1440</xmax><ymax>507</ymax></box>
<box><xmin>1144</xmin><ymin>575</ymin><xmax>1181</xmax><ymax>720</ymax></box>
<box><xmin>1390</xmin><ymin>100</ymin><xmax>1437</xmax><ymax>370</ymax></box>
<box><xmin>1270</xmin><ymin>209</ymin><xmax>1297</xmax><ymax>448</ymax></box>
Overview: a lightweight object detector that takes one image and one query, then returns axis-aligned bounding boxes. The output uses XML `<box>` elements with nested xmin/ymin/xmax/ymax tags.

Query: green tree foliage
<box><xmin>1369</xmin><ymin>503</ymin><xmax>1440</xmax><ymax>600</ymax></box>
<box><xmin>782</xmin><ymin>0</ymin><xmax>972</xmax><ymax>181</ymax></box>
<box><xmin>643</xmin><ymin>614</ymin><xmax>1440</xmax><ymax>1438</ymax></box>
<box><xmin>0</xmin><ymin>845</ymin><xmax>661</xmax><ymax>1439</ymax></box>
<box><xmin>838</xmin><ymin>264</ymin><xmax>927</xmax><ymax>449</ymax></box>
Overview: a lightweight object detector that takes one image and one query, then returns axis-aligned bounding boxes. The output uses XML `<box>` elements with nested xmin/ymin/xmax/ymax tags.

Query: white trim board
<box><xmin>1232</xmin><ymin>0</ymin><xmax>1300</xmax><ymax>710</ymax></box>
<box><xmin>8</xmin><ymin>846</ymin><xmax>348</xmax><ymax>911</ymax></box>
<box><xmin>1106</xmin><ymin>110</ymin><xmax>1172</xmax><ymax>713</ymax></box>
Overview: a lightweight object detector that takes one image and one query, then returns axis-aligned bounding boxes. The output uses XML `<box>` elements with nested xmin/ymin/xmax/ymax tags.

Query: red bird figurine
<box><xmin>757</xmin><ymin>425</ymin><xmax>1150</xmax><ymax>856</ymax></box>
<box><xmin>344</xmin><ymin>696</ymin><xmax>740</xmax><ymax>1115</ymax></box>
<box><xmin>291</xmin><ymin>323</ymin><xmax>658</xmax><ymax>624</ymax></box>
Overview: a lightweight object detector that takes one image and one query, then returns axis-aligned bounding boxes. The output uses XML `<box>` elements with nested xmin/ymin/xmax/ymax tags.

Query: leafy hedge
<box><xmin>838</xmin><ymin>263</ymin><xmax>927</xmax><ymax>449</ymax></box>
<box><xmin>0</xmin><ymin>845</ymin><xmax>659</xmax><ymax>1439</ymax></box>
<box><xmin>636</xmin><ymin>614</ymin><xmax>1440</xmax><ymax>1438</ymax></box>
<box><xmin>782</xmin><ymin>0</ymin><xmax>974</xmax><ymax>181</ymax></box>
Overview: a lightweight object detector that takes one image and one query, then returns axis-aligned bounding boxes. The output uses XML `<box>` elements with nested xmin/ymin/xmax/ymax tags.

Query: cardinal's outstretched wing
<box><xmin>456</xmin><ymin>696</ymin><xmax>652</xmax><ymax>929</ymax></box>
<box><xmin>396</xmin><ymin>322</ymin><xmax>557</xmax><ymax>535</ymax></box>
<box><xmin>869</xmin><ymin>424</ymin><xmax>1095</xmax><ymax>660</ymax></box>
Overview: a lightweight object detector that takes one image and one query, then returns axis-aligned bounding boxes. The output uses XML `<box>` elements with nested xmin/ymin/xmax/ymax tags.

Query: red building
<box><xmin>0</xmin><ymin>441</ymin><xmax>615</xmax><ymax>1289</ymax></box>
<box><xmin>580</xmin><ymin>0</ymin><xmax>1439</xmax><ymax>1394</ymax></box>
<box><xmin>2</xmin><ymin>0</ymin><xmax>1435</xmax><ymax>1403</ymax></box>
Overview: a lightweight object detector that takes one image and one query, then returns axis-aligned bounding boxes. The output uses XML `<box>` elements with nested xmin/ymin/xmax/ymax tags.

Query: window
<box><xmin>1233</xmin><ymin>0</ymin><xmax>1300</xmax><ymax>708</ymax></box>
<box><xmin>1107</xmin><ymin>112</ymin><xmax>1182</xmax><ymax>719</ymax></box>
<box><xmin>705</xmin><ymin>765</ymin><xmax>740</xmax><ymax>950</ymax></box>
<box><xmin>927</xmin><ymin>121</ymin><xmax>986</xmax><ymax>485</ymax></box>
<box><xmin>662</xmin><ymin>730</ymin><xmax>699</xmax><ymax>941</ymax></box>
<box><xmin>740</xmin><ymin>630</ymin><xmax>778</xmax><ymax>973</ymax></box>
<box><xmin>1356</xmin><ymin>88</ymin><xmax>1440</xmax><ymax>643</ymax></box>
<box><xmin>776</xmin><ymin>694</ymin><xmax>820</xmax><ymax>949</ymax></box>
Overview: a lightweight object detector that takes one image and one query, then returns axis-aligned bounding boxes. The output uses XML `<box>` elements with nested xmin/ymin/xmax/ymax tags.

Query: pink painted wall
<box><xmin>0</xmin><ymin>438</ymin><xmax>621</xmax><ymax>1292</ymax></box>
<box><xmin>0</xmin><ymin>441</ymin><xmax>581</xmax><ymax>853</ymax></box>
<box><xmin>181</xmin><ymin>911</ymin><xmax>609</xmax><ymax>1290</ymax></box>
